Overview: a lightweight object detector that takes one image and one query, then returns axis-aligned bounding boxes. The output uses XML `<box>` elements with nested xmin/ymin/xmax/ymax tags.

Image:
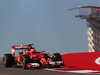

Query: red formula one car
<box><xmin>3</xmin><ymin>44</ymin><xmax>63</xmax><ymax>69</ymax></box>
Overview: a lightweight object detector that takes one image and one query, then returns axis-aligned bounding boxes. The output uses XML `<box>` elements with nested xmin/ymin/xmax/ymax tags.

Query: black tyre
<box><xmin>3</xmin><ymin>54</ymin><xmax>14</xmax><ymax>67</ymax></box>
<box><xmin>53</xmin><ymin>53</ymin><xmax>63</xmax><ymax>68</ymax></box>
<box><xmin>21</xmin><ymin>55</ymin><xmax>30</xmax><ymax>69</ymax></box>
<box><xmin>53</xmin><ymin>53</ymin><xmax>62</xmax><ymax>61</ymax></box>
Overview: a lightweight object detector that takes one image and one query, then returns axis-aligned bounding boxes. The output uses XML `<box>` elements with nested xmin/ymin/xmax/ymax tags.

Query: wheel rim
<box><xmin>21</xmin><ymin>58</ymin><xmax>26</xmax><ymax>69</ymax></box>
<box><xmin>23</xmin><ymin>59</ymin><xmax>25</xmax><ymax>68</ymax></box>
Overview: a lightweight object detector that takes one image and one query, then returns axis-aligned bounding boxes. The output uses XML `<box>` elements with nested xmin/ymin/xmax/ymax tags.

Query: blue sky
<box><xmin>0</xmin><ymin>0</ymin><xmax>100</xmax><ymax>56</ymax></box>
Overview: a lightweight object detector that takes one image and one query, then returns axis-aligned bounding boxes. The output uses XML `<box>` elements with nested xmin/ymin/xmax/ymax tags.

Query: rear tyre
<box><xmin>3</xmin><ymin>54</ymin><xmax>14</xmax><ymax>67</ymax></box>
<box><xmin>21</xmin><ymin>55</ymin><xmax>30</xmax><ymax>69</ymax></box>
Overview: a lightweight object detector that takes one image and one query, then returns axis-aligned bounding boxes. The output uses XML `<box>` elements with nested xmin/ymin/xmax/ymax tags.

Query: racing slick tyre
<box><xmin>53</xmin><ymin>53</ymin><xmax>62</xmax><ymax>61</ymax></box>
<box><xmin>53</xmin><ymin>53</ymin><xmax>63</xmax><ymax>68</ymax></box>
<box><xmin>21</xmin><ymin>55</ymin><xmax>30</xmax><ymax>69</ymax></box>
<box><xmin>3</xmin><ymin>54</ymin><xmax>14</xmax><ymax>67</ymax></box>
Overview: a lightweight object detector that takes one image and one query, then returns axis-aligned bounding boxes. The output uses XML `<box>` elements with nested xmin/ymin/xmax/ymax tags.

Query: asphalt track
<box><xmin>0</xmin><ymin>57</ymin><xmax>95</xmax><ymax>75</ymax></box>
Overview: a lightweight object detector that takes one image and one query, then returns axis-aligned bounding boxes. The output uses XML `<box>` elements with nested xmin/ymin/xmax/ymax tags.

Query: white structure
<box><xmin>69</xmin><ymin>6</ymin><xmax>100</xmax><ymax>52</ymax></box>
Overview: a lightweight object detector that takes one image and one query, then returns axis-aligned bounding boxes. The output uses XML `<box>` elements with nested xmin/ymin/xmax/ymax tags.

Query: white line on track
<box><xmin>46</xmin><ymin>68</ymin><xmax>100</xmax><ymax>74</ymax></box>
<box><xmin>66</xmin><ymin>70</ymin><xmax>100</xmax><ymax>73</ymax></box>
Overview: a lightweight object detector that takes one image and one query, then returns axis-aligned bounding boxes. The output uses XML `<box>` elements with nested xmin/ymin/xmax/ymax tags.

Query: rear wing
<box><xmin>11</xmin><ymin>45</ymin><xmax>28</xmax><ymax>50</ymax></box>
<box><xmin>11</xmin><ymin>45</ymin><xmax>29</xmax><ymax>57</ymax></box>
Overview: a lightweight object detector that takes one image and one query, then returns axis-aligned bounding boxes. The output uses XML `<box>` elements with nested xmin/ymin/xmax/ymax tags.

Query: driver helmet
<box><xmin>30</xmin><ymin>48</ymin><xmax>36</xmax><ymax>53</ymax></box>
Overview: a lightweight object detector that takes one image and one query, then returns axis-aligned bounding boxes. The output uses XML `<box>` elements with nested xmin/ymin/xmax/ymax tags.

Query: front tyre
<box><xmin>53</xmin><ymin>53</ymin><xmax>62</xmax><ymax>68</ymax></box>
<box><xmin>53</xmin><ymin>53</ymin><xmax>62</xmax><ymax>61</ymax></box>
<box><xmin>3</xmin><ymin>54</ymin><xmax>14</xmax><ymax>67</ymax></box>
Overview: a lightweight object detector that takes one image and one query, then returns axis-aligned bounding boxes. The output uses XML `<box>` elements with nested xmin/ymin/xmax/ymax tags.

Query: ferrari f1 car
<box><xmin>3</xmin><ymin>43</ymin><xmax>63</xmax><ymax>69</ymax></box>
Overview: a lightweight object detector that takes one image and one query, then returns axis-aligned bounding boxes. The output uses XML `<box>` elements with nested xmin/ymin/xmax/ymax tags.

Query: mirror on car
<box><xmin>41</xmin><ymin>51</ymin><xmax>45</xmax><ymax>53</ymax></box>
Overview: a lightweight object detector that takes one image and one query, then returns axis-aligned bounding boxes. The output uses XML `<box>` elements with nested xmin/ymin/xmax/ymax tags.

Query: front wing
<box><xmin>26</xmin><ymin>61</ymin><xmax>63</xmax><ymax>68</ymax></box>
